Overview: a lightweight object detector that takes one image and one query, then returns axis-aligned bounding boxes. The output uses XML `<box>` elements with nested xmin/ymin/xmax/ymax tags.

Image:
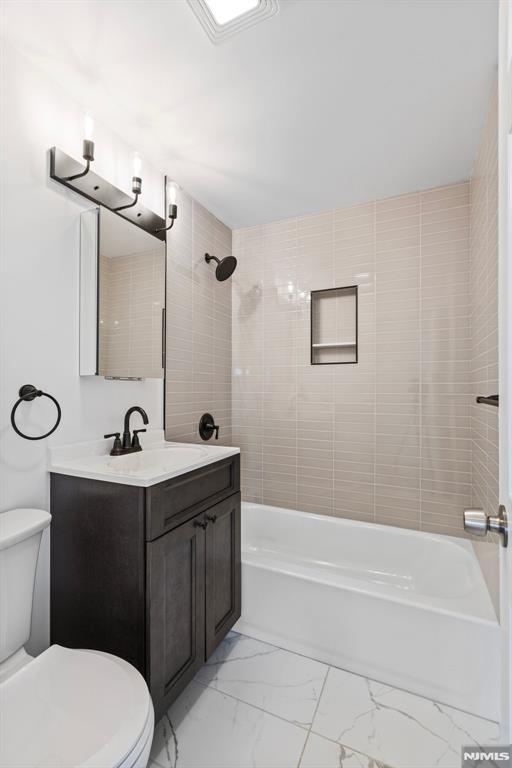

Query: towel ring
<box><xmin>11</xmin><ymin>384</ymin><xmax>62</xmax><ymax>440</ymax></box>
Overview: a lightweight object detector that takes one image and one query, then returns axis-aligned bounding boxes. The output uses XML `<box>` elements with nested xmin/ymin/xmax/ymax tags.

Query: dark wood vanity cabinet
<box><xmin>205</xmin><ymin>494</ymin><xmax>241</xmax><ymax>656</ymax></box>
<box><xmin>148</xmin><ymin>493</ymin><xmax>240</xmax><ymax>708</ymax></box>
<box><xmin>50</xmin><ymin>454</ymin><xmax>240</xmax><ymax>720</ymax></box>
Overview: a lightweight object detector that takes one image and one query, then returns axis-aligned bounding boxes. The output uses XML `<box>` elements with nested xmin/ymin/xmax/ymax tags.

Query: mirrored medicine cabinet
<box><xmin>80</xmin><ymin>206</ymin><xmax>166</xmax><ymax>379</ymax></box>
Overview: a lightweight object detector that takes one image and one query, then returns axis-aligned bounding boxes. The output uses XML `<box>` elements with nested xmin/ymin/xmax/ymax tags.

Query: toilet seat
<box><xmin>0</xmin><ymin>644</ymin><xmax>153</xmax><ymax>768</ymax></box>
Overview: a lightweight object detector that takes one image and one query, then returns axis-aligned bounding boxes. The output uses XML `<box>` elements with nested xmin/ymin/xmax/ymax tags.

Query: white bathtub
<box><xmin>234</xmin><ymin>502</ymin><xmax>500</xmax><ymax>721</ymax></box>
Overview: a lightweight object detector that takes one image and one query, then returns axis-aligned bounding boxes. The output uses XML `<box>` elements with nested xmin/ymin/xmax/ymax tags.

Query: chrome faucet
<box><xmin>104</xmin><ymin>406</ymin><xmax>149</xmax><ymax>456</ymax></box>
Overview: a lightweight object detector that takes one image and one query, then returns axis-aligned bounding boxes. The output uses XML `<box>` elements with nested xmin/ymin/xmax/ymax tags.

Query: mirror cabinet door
<box><xmin>80</xmin><ymin>206</ymin><xmax>165</xmax><ymax>379</ymax></box>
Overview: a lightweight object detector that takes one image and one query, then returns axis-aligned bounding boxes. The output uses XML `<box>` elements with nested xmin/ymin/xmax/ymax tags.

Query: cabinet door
<box><xmin>205</xmin><ymin>493</ymin><xmax>241</xmax><ymax>658</ymax></box>
<box><xmin>147</xmin><ymin>516</ymin><xmax>205</xmax><ymax>719</ymax></box>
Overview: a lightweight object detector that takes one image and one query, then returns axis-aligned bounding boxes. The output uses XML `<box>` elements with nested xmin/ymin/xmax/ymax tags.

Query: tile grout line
<box><xmin>299</xmin><ymin>727</ymin><xmax>400</xmax><ymax>768</ymax></box>
<box><xmin>191</xmin><ymin>668</ymin><xmax>403</xmax><ymax>768</ymax></box>
<box><xmin>191</xmin><ymin>675</ymin><xmax>315</xmax><ymax>734</ymax></box>
<box><xmin>296</xmin><ymin>665</ymin><xmax>331</xmax><ymax>768</ymax></box>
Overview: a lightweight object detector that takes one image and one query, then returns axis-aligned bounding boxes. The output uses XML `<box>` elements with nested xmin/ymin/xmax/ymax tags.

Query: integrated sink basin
<box><xmin>107</xmin><ymin>445</ymin><xmax>209</xmax><ymax>474</ymax></box>
<box><xmin>48</xmin><ymin>430</ymin><xmax>240</xmax><ymax>487</ymax></box>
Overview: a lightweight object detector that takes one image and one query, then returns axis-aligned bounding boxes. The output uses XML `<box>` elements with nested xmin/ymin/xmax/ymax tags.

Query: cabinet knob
<box><xmin>194</xmin><ymin>519</ymin><xmax>208</xmax><ymax>530</ymax></box>
<box><xmin>206</xmin><ymin>514</ymin><xmax>217</xmax><ymax>523</ymax></box>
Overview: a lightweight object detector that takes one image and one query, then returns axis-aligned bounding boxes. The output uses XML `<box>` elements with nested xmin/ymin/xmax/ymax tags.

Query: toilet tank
<box><xmin>0</xmin><ymin>509</ymin><xmax>51</xmax><ymax>664</ymax></box>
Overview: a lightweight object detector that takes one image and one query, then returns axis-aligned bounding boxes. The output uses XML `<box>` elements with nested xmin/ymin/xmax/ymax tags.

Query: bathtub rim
<box><xmin>241</xmin><ymin>501</ymin><xmax>499</xmax><ymax>626</ymax></box>
<box><xmin>243</xmin><ymin>500</ymin><xmax>484</xmax><ymax>553</ymax></box>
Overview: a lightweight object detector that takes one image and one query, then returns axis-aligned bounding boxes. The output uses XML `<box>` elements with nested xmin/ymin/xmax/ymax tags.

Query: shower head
<box><xmin>205</xmin><ymin>253</ymin><xmax>237</xmax><ymax>282</ymax></box>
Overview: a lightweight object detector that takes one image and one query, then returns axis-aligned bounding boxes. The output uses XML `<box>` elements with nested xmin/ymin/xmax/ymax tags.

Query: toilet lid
<box><xmin>0</xmin><ymin>645</ymin><xmax>152</xmax><ymax>768</ymax></box>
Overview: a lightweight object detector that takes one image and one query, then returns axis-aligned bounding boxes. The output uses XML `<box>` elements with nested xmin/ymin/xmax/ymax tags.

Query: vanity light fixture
<box><xmin>156</xmin><ymin>179</ymin><xmax>179</xmax><ymax>233</ymax></box>
<box><xmin>50</xmin><ymin>133</ymin><xmax>167</xmax><ymax>240</ymax></box>
<box><xmin>65</xmin><ymin>112</ymin><xmax>95</xmax><ymax>181</ymax></box>
<box><xmin>115</xmin><ymin>153</ymin><xmax>142</xmax><ymax>212</ymax></box>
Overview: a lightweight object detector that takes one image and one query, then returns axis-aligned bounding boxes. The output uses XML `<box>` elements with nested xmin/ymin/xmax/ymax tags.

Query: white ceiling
<box><xmin>1</xmin><ymin>0</ymin><xmax>498</xmax><ymax>229</ymax></box>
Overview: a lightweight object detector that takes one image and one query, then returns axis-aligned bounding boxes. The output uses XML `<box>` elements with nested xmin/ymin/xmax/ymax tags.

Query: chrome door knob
<box><xmin>463</xmin><ymin>509</ymin><xmax>488</xmax><ymax>536</ymax></box>
<box><xmin>463</xmin><ymin>506</ymin><xmax>508</xmax><ymax>547</ymax></box>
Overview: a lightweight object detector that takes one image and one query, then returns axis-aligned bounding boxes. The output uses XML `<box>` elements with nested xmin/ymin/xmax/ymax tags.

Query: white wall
<box><xmin>0</xmin><ymin>42</ymin><xmax>165</xmax><ymax>654</ymax></box>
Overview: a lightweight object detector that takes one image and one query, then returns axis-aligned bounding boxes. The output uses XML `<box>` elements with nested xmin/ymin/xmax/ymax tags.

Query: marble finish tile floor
<box><xmin>149</xmin><ymin>631</ymin><xmax>499</xmax><ymax>768</ymax></box>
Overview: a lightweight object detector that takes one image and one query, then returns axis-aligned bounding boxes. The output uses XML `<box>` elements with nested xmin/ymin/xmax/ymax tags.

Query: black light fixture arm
<box><xmin>64</xmin><ymin>139</ymin><xmax>95</xmax><ymax>181</ymax></box>
<box><xmin>115</xmin><ymin>191</ymin><xmax>140</xmax><ymax>211</ymax></box>
<box><xmin>155</xmin><ymin>218</ymin><xmax>175</xmax><ymax>234</ymax></box>
<box><xmin>156</xmin><ymin>203</ymin><xmax>178</xmax><ymax>234</ymax></box>
<box><xmin>66</xmin><ymin>158</ymin><xmax>91</xmax><ymax>181</ymax></box>
<box><xmin>115</xmin><ymin>176</ymin><xmax>142</xmax><ymax>212</ymax></box>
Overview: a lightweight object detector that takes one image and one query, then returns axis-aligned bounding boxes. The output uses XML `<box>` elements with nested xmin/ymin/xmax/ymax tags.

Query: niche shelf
<box><xmin>310</xmin><ymin>285</ymin><xmax>358</xmax><ymax>365</ymax></box>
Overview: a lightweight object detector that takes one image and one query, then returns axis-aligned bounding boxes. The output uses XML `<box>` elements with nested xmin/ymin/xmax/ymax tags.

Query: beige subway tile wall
<box><xmin>165</xmin><ymin>189</ymin><xmax>232</xmax><ymax>445</ymax></box>
<box><xmin>162</xmin><ymin>98</ymin><xmax>498</xmax><ymax>548</ymax></box>
<box><xmin>232</xmin><ymin>182</ymin><xmax>473</xmax><ymax>535</ymax></box>
<box><xmin>470</xmin><ymin>85</ymin><xmax>499</xmax><ymax>613</ymax></box>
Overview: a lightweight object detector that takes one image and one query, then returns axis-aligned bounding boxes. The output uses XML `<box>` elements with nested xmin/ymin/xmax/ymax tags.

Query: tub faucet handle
<box><xmin>199</xmin><ymin>413</ymin><xmax>220</xmax><ymax>441</ymax></box>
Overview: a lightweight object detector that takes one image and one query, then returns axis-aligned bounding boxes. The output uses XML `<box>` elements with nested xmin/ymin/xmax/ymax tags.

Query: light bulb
<box><xmin>83</xmin><ymin>112</ymin><xmax>94</xmax><ymax>141</ymax></box>
<box><xmin>132</xmin><ymin>153</ymin><xmax>142</xmax><ymax>177</ymax></box>
<box><xmin>167</xmin><ymin>180</ymin><xmax>178</xmax><ymax>206</ymax></box>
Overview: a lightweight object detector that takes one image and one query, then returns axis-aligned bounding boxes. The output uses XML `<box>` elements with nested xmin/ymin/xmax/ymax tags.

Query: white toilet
<box><xmin>0</xmin><ymin>508</ymin><xmax>154</xmax><ymax>768</ymax></box>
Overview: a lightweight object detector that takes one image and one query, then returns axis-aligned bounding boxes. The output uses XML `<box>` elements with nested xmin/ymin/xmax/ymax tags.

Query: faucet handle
<box><xmin>104</xmin><ymin>432</ymin><xmax>122</xmax><ymax>456</ymax></box>
<box><xmin>131</xmin><ymin>428</ymin><xmax>146</xmax><ymax>449</ymax></box>
<box><xmin>199</xmin><ymin>413</ymin><xmax>220</xmax><ymax>441</ymax></box>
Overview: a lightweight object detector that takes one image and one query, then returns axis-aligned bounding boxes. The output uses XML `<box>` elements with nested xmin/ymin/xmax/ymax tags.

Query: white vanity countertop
<box><xmin>48</xmin><ymin>430</ymin><xmax>240</xmax><ymax>487</ymax></box>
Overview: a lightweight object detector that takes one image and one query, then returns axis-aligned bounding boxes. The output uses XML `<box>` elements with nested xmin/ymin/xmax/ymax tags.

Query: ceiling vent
<box><xmin>187</xmin><ymin>0</ymin><xmax>279</xmax><ymax>44</ymax></box>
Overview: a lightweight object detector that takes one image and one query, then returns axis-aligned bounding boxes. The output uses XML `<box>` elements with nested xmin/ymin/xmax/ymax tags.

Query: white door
<box><xmin>499</xmin><ymin>0</ymin><xmax>512</xmax><ymax>740</ymax></box>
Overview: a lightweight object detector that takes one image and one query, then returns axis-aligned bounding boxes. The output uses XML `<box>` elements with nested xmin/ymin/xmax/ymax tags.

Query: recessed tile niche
<box><xmin>310</xmin><ymin>285</ymin><xmax>358</xmax><ymax>365</ymax></box>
